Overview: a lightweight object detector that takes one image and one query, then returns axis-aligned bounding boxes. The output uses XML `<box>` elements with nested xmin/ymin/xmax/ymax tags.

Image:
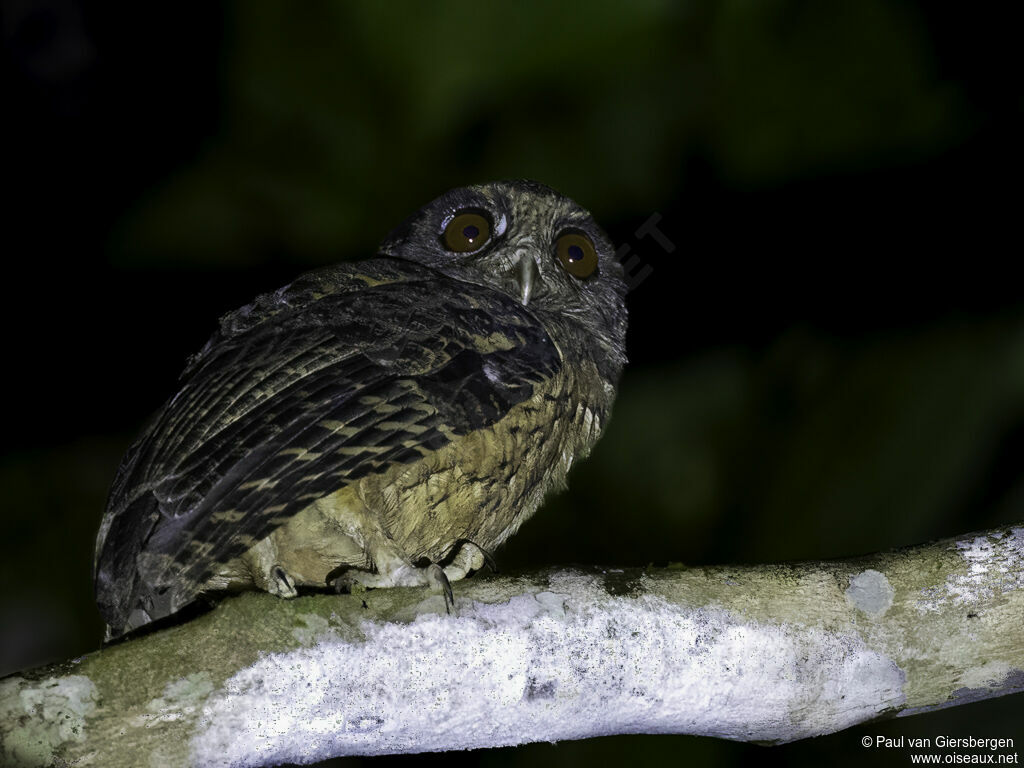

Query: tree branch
<box><xmin>2</xmin><ymin>524</ymin><xmax>1022</xmax><ymax>767</ymax></box>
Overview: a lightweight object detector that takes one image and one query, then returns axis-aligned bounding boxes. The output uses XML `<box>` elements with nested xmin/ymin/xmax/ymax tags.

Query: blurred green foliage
<box><xmin>114</xmin><ymin>0</ymin><xmax>962</xmax><ymax>266</ymax></box>
<box><xmin>510</xmin><ymin>318</ymin><xmax>1024</xmax><ymax>573</ymax></box>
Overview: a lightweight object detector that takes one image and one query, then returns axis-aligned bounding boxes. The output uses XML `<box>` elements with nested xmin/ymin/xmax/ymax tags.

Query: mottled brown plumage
<box><xmin>94</xmin><ymin>180</ymin><xmax>628</xmax><ymax>638</ymax></box>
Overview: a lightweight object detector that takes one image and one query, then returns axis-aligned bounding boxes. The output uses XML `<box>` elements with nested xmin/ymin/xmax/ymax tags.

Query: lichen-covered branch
<box><xmin>2</xmin><ymin>525</ymin><xmax>1022</xmax><ymax>767</ymax></box>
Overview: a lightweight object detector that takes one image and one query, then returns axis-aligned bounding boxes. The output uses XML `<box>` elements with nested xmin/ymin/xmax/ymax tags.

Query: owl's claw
<box><xmin>478</xmin><ymin>544</ymin><xmax>498</xmax><ymax>573</ymax></box>
<box><xmin>444</xmin><ymin>539</ymin><xmax>498</xmax><ymax>581</ymax></box>
<box><xmin>330</xmin><ymin>560</ymin><xmax>454</xmax><ymax>613</ymax></box>
<box><xmin>269</xmin><ymin>564</ymin><xmax>298</xmax><ymax>598</ymax></box>
<box><xmin>425</xmin><ymin>563</ymin><xmax>454</xmax><ymax>614</ymax></box>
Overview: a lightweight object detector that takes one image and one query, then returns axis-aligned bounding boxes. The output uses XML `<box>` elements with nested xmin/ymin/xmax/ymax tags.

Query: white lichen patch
<box><xmin>846</xmin><ymin>569</ymin><xmax>895</xmax><ymax>618</ymax></box>
<box><xmin>0</xmin><ymin>674</ymin><xmax>98</xmax><ymax>766</ymax></box>
<box><xmin>916</xmin><ymin>527</ymin><xmax>1024</xmax><ymax>613</ymax></box>
<box><xmin>191</xmin><ymin>575</ymin><xmax>905</xmax><ymax>767</ymax></box>
<box><xmin>130</xmin><ymin>672</ymin><xmax>214</xmax><ymax>729</ymax></box>
<box><xmin>958</xmin><ymin>660</ymin><xmax>1014</xmax><ymax>690</ymax></box>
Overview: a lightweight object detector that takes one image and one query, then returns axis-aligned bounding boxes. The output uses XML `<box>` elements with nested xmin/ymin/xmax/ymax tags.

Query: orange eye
<box><xmin>443</xmin><ymin>211</ymin><xmax>491</xmax><ymax>252</ymax></box>
<box><xmin>556</xmin><ymin>231</ymin><xmax>598</xmax><ymax>279</ymax></box>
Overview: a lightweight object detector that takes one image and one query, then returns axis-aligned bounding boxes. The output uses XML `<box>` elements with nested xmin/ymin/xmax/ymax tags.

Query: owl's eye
<box><xmin>555</xmin><ymin>231</ymin><xmax>599</xmax><ymax>279</ymax></box>
<box><xmin>443</xmin><ymin>211</ymin><xmax>491</xmax><ymax>252</ymax></box>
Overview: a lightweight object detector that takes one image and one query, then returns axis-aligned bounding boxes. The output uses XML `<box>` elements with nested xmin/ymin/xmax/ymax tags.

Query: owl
<box><xmin>94</xmin><ymin>180</ymin><xmax>628</xmax><ymax>639</ymax></box>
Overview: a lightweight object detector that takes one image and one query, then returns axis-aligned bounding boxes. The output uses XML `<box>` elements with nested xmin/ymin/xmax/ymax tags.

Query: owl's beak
<box><xmin>516</xmin><ymin>253</ymin><xmax>540</xmax><ymax>306</ymax></box>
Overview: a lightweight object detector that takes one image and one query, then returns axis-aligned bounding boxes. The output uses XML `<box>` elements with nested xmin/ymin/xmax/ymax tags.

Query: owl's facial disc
<box><xmin>379</xmin><ymin>181</ymin><xmax>626</xmax><ymax>320</ymax></box>
<box><xmin>439</xmin><ymin>205</ymin><xmax>546</xmax><ymax>306</ymax></box>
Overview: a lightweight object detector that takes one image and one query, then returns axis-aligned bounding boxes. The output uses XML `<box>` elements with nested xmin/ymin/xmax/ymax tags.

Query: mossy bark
<box><xmin>1</xmin><ymin>525</ymin><xmax>1021</xmax><ymax>767</ymax></box>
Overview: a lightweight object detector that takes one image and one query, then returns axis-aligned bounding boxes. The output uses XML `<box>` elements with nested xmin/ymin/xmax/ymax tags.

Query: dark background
<box><xmin>2</xmin><ymin>1</ymin><xmax>1021</xmax><ymax>766</ymax></box>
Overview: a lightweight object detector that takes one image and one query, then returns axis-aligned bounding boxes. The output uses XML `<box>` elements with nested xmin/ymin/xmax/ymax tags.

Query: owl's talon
<box><xmin>331</xmin><ymin>559</ymin><xmax>452</xmax><ymax>612</ymax></box>
<box><xmin>456</xmin><ymin>538</ymin><xmax>498</xmax><ymax>572</ymax></box>
<box><xmin>443</xmin><ymin>539</ymin><xmax>497</xmax><ymax>582</ymax></box>
<box><xmin>425</xmin><ymin>564</ymin><xmax>454</xmax><ymax>614</ymax></box>
<box><xmin>270</xmin><ymin>565</ymin><xmax>298</xmax><ymax>598</ymax></box>
<box><xmin>477</xmin><ymin>544</ymin><xmax>498</xmax><ymax>573</ymax></box>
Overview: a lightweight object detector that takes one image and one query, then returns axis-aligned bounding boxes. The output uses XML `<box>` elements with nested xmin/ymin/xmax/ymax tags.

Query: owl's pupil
<box><xmin>463</xmin><ymin>225</ymin><xmax>480</xmax><ymax>241</ymax></box>
<box><xmin>567</xmin><ymin>244</ymin><xmax>584</xmax><ymax>262</ymax></box>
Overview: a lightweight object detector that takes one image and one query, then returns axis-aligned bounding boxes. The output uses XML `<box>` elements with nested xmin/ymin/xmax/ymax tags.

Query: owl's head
<box><xmin>379</xmin><ymin>180</ymin><xmax>627</xmax><ymax>356</ymax></box>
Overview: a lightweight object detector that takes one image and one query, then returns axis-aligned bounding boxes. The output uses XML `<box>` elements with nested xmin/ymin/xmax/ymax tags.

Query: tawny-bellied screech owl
<box><xmin>94</xmin><ymin>180</ymin><xmax>628</xmax><ymax>639</ymax></box>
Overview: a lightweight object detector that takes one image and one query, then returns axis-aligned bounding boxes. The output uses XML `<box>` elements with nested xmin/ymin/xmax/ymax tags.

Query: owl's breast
<box><xmin>364</xmin><ymin>361</ymin><xmax>610</xmax><ymax>562</ymax></box>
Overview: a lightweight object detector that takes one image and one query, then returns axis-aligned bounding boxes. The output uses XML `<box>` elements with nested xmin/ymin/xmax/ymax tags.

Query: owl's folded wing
<box><xmin>95</xmin><ymin>262</ymin><xmax>561</xmax><ymax>635</ymax></box>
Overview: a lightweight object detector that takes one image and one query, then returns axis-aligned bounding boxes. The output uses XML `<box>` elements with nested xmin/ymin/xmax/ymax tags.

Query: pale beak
<box><xmin>516</xmin><ymin>253</ymin><xmax>540</xmax><ymax>306</ymax></box>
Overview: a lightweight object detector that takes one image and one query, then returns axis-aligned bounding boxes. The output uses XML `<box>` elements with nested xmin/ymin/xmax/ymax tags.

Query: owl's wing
<box><xmin>95</xmin><ymin>260</ymin><xmax>561</xmax><ymax>635</ymax></box>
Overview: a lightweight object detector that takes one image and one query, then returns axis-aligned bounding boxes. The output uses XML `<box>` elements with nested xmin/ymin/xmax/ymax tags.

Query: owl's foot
<box><xmin>443</xmin><ymin>539</ymin><xmax>497</xmax><ymax>581</ymax></box>
<box><xmin>331</xmin><ymin>561</ymin><xmax>454</xmax><ymax>613</ymax></box>
<box><xmin>425</xmin><ymin>563</ymin><xmax>454</xmax><ymax>613</ymax></box>
<box><xmin>269</xmin><ymin>565</ymin><xmax>298</xmax><ymax>598</ymax></box>
<box><xmin>241</xmin><ymin>534</ymin><xmax>299</xmax><ymax>598</ymax></box>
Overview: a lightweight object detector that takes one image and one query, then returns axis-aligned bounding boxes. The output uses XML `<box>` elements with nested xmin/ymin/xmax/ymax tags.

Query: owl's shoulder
<box><xmin>183</xmin><ymin>258</ymin><xmax>438</xmax><ymax>374</ymax></box>
<box><xmin>219</xmin><ymin>259</ymin><xmax>432</xmax><ymax>338</ymax></box>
